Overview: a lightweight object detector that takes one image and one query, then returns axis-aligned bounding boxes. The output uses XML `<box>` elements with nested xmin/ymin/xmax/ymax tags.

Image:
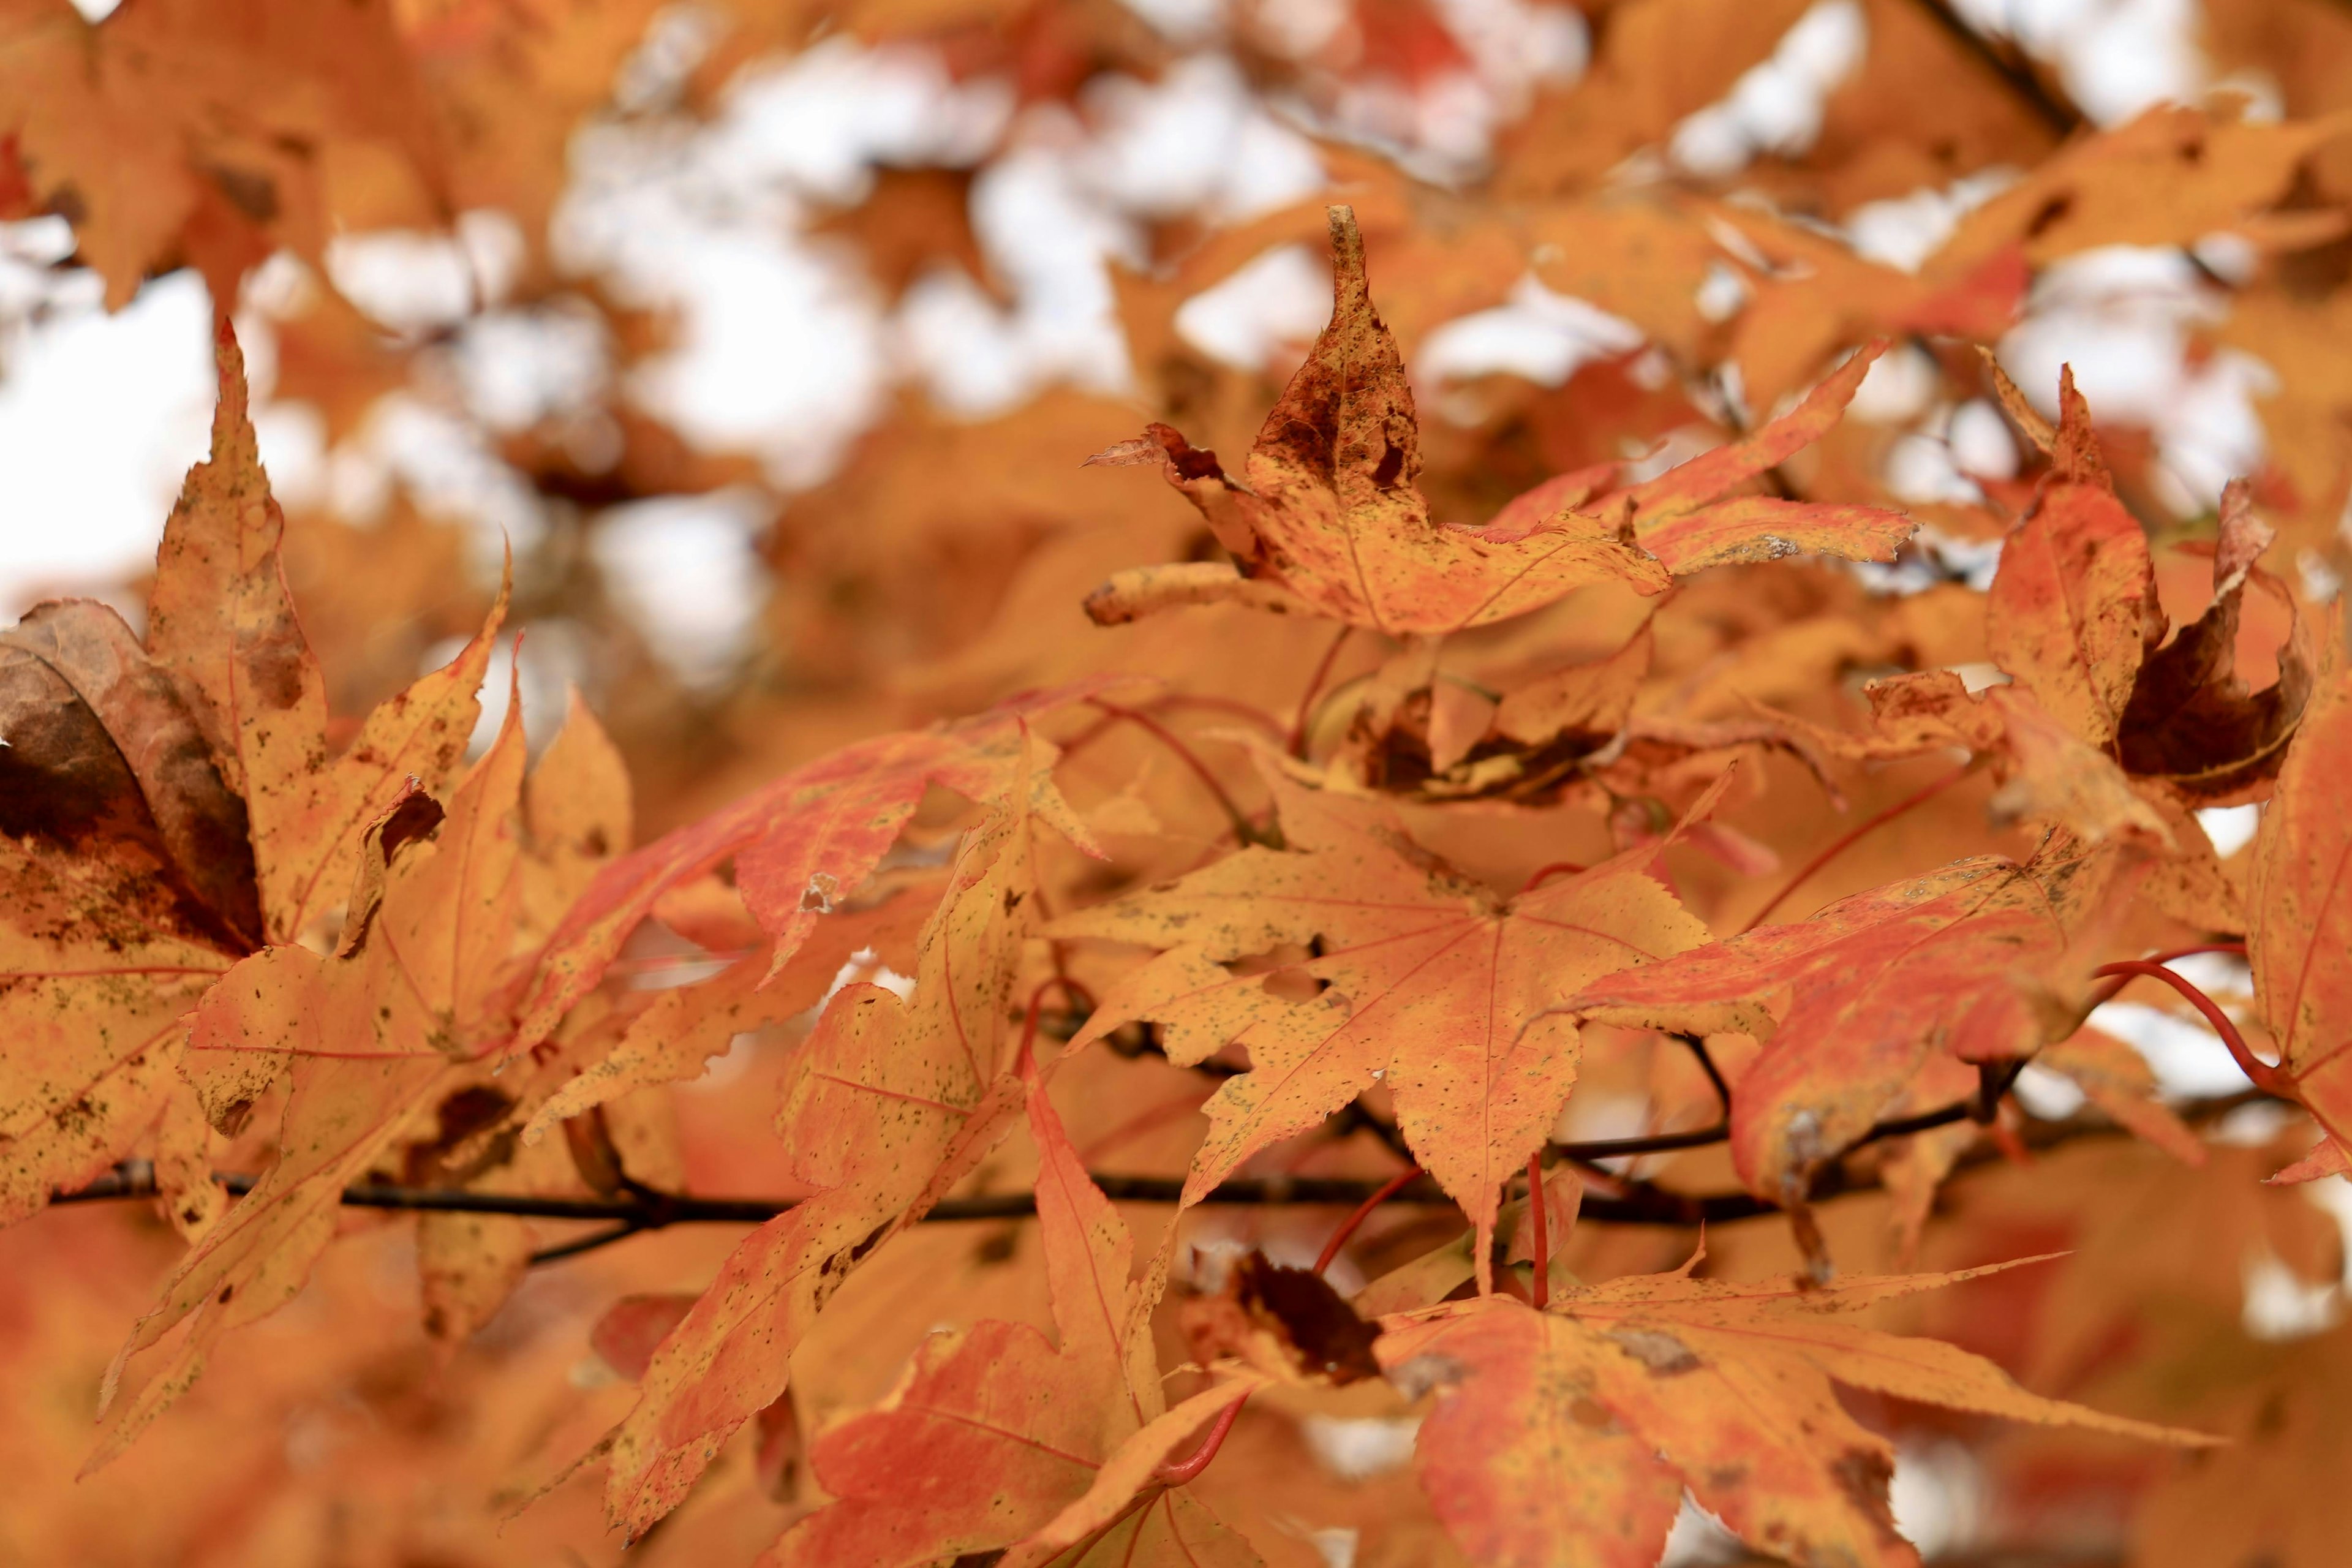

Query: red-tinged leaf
<box><xmin>146</xmin><ymin>320</ymin><xmax>510</xmax><ymax>945</ymax></box>
<box><xmin>1094</xmin><ymin>209</ymin><xmax>1905</xmax><ymax>638</ymax></box>
<box><xmin>2248</xmin><ymin>658</ymin><xmax>2352</xmax><ymax>1158</ymax></box>
<box><xmin>1379</xmin><ymin>1300</ymin><xmax>1689</xmax><ymax>1568</ymax></box>
<box><xmin>993</xmin><ymin>1378</ymin><xmax>1271</xmax><ymax>1568</ymax></box>
<box><xmin>765</xmin><ymin>1319</ymin><xmax>1113</xmax><ymax>1566</ymax></box>
<box><xmin>516</xmin><ymin>681</ymin><xmax>1109</xmax><ymax>1049</ymax></box>
<box><xmin>763</xmin><ymin>1066</ymin><xmax>1205</xmax><ymax>1567</ymax></box>
<box><xmin>1985</xmin><ymin>368</ymin><xmax>2165</xmax><ymax>749</ymax></box>
<box><xmin>520</xmin><ymin>878</ymin><xmax>939</xmax><ymax>1145</ymax></box>
<box><xmin>1055</xmin><ymin>763</ymin><xmax>1722</xmax><ymax>1289</ymax></box>
<box><xmin>1570</xmin><ymin>845</ymin><xmax>2122</xmax><ymax>1205</ymax></box>
<box><xmin>1614</xmin><ymin>340</ymin><xmax>1915</xmax><ymax>574</ymax></box>
<box><xmin>1380</xmin><ymin>1265</ymin><xmax>2209</xmax><ymax>1568</ymax></box>
<box><xmin>2267</xmin><ymin>1135</ymin><xmax>2352</xmax><ymax>1186</ymax></box>
<box><xmin>592</xmin><ymin>1293</ymin><xmax>701</xmax><ymax>1381</ymax></box>
<box><xmin>604</xmin><ymin>793</ymin><xmax>1044</xmax><ymax>1536</ymax></box>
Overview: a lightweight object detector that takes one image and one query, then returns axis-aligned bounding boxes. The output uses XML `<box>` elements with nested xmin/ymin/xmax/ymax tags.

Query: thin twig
<box><xmin>1675</xmin><ymin>1032</ymin><xmax>1733</xmax><ymax>1114</ymax></box>
<box><xmin>1904</xmin><ymin>0</ymin><xmax>2082</xmax><ymax>136</ymax></box>
<box><xmin>1288</xmin><ymin>624</ymin><xmax>1354</xmax><ymax>758</ymax></box>
<box><xmin>1087</xmin><ymin>698</ymin><xmax>1264</xmax><ymax>845</ymax></box>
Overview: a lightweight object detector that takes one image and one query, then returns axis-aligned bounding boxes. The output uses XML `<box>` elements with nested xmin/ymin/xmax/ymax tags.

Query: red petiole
<box><xmin>1314</xmin><ymin>1164</ymin><xmax>1424</xmax><ymax>1275</ymax></box>
<box><xmin>2092</xmin><ymin>956</ymin><xmax>2287</xmax><ymax>1098</ymax></box>
<box><xmin>1153</xmin><ymin>1391</ymin><xmax>1251</xmax><ymax>1487</ymax></box>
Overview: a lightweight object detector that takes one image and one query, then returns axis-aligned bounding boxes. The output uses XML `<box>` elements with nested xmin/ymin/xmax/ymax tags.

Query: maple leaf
<box><xmin>1087</xmin><ymin>206</ymin><xmax>1913</xmax><ymax>638</ymax></box>
<box><xmin>2247</xmin><ymin>657</ymin><xmax>2352</xmax><ymax>1170</ymax></box>
<box><xmin>1054</xmin><ymin>763</ymin><xmax>1721</xmax><ymax>1288</ymax></box>
<box><xmin>1983</xmin><ymin>368</ymin><xmax>2166</xmax><ymax>750</ymax></box>
<box><xmin>1569</xmin><ymin>841</ymin><xmax>2129</xmax><ymax>1210</ymax></box>
<box><xmin>1379</xmin><ymin>1260</ymin><xmax>2210</xmax><ymax>1568</ymax></box>
<box><xmin>148</xmin><ymin>320</ymin><xmax>509</xmax><ymax>950</ymax></box>
<box><xmin>601</xmin><ymin>781</ymin><xmax>1052</xmax><ymax>1536</ymax></box>
<box><xmin>519</xmin><ymin>872</ymin><xmax>940</xmax><ymax>1142</ymax></box>
<box><xmin>90</xmin><ymin>686</ymin><xmax>530</xmax><ymax>1468</ymax></box>
<box><xmin>0</xmin><ymin>0</ymin><xmax>446</xmax><ymax>308</ymax></box>
<box><xmin>766</xmin><ymin>1053</ymin><xmax>1258</xmax><ymax>1567</ymax></box>
<box><xmin>0</xmin><ymin>595</ymin><xmax>255</xmax><ymax>1223</ymax></box>
<box><xmin>514</xmin><ymin>680</ymin><xmax>1110</xmax><ymax>1049</ymax></box>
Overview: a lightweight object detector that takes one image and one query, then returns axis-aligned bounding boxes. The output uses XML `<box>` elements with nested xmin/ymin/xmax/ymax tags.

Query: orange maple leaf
<box><xmin>1570</xmin><ymin>843</ymin><xmax>2128</xmax><ymax>1208</ymax></box>
<box><xmin>1380</xmin><ymin>1259</ymin><xmax>2211</xmax><ymax>1568</ymax></box>
<box><xmin>1086</xmin><ymin>206</ymin><xmax>1913</xmax><ymax>637</ymax></box>
<box><xmin>1055</xmin><ymin>763</ymin><xmax>1722</xmax><ymax>1289</ymax></box>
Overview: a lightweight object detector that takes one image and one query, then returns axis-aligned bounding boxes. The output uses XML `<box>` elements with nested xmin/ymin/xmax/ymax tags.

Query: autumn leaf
<box><xmin>515</xmin><ymin>680</ymin><xmax>1110</xmax><ymax>1049</ymax></box>
<box><xmin>602</xmin><ymin>781</ymin><xmax>1050</xmax><ymax>1536</ymax></box>
<box><xmin>1569</xmin><ymin>841</ymin><xmax>2128</xmax><ymax>1209</ymax></box>
<box><xmin>1983</xmin><ymin>368</ymin><xmax>2165</xmax><ymax>750</ymax></box>
<box><xmin>0</xmin><ymin>0</ymin><xmax>446</xmax><ymax>307</ymax></box>
<box><xmin>2247</xmin><ymin>655</ymin><xmax>2352</xmax><ymax>1166</ymax></box>
<box><xmin>91</xmin><ymin>682</ymin><xmax>530</xmax><ymax>1468</ymax></box>
<box><xmin>1055</xmin><ymin>763</ymin><xmax>1721</xmax><ymax>1288</ymax></box>
<box><xmin>1379</xmin><ymin>1260</ymin><xmax>2211</xmax><ymax>1568</ymax></box>
<box><xmin>2117</xmin><ymin>478</ymin><xmax>2315</xmax><ymax>802</ymax></box>
<box><xmin>760</xmin><ymin>1044</ymin><xmax>1259</xmax><ymax>1568</ymax></box>
<box><xmin>147</xmin><ymin>320</ymin><xmax>509</xmax><ymax>949</ymax></box>
<box><xmin>0</xmin><ymin>603</ymin><xmax>245</xmax><ymax>1221</ymax></box>
<box><xmin>1088</xmin><ymin>206</ymin><xmax>1912</xmax><ymax>637</ymax></box>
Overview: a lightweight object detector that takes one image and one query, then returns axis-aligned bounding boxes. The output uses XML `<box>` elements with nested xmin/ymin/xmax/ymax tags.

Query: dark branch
<box><xmin>1905</xmin><ymin>0</ymin><xmax>2082</xmax><ymax>136</ymax></box>
<box><xmin>53</xmin><ymin>1090</ymin><xmax>2281</xmax><ymax>1262</ymax></box>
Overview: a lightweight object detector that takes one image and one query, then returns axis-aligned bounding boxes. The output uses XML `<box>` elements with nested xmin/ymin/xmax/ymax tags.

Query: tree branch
<box><xmin>51</xmin><ymin>1090</ymin><xmax>2280</xmax><ymax>1261</ymax></box>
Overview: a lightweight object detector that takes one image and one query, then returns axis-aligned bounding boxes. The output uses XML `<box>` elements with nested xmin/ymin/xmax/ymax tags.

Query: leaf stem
<box><xmin>1087</xmin><ymin>699</ymin><xmax>1264</xmax><ymax>845</ymax></box>
<box><xmin>1741</xmin><ymin>762</ymin><xmax>1978</xmax><ymax>933</ymax></box>
<box><xmin>1526</xmin><ymin>1155</ymin><xmax>1550</xmax><ymax>1310</ymax></box>
<box><xmin>1288</xmin><ymin>624</ymin><xmax>1354</xmax><ymax>758</ymax></box>
<box><xmin>1517</xmin><ymin>861</ymin><xmax>1589</xmax><ymax>895</ymax></box>
<box><xmin>2092</xmin><ymin>959</ymin><xmax>2288</xmax><ymax>1096</ymax></box>
<box><xmin>1153</xmin><ymin>1390</ymin><xmax>1251</xmax><ymax>1486</ymax></box>
<box><xmin>1314</xmin><ymin>1164</ymin><xmax>1425</xmax><ymax>1274</ymax></box>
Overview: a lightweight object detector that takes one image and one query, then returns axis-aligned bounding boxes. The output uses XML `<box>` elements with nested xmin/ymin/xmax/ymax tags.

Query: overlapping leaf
<box><xmin>1569</xmin><ymin>842</ymin><xmax>2127</xmax><ymax>1206</ymax></box>
<box><xmin>603</xmin><ymin>783</ymin><xmax>1049</xmax><ymax>1536</ymax></box>
<box><xmin>515</xmin><ymin>682</ymin><xmax>1109</xmax><ymax>1047</ymax></box>
<box><xmin>2248</xmin><ymin>656</ymin><xmax>2352</xmax><ymax>1169</ymax></box>
<box><xmin>1055</xmin><ymin>764</ymin><xmax>1720</xmax><ymax>1286</ymax></box>
<box><xmin>1379</xmin><ymin>1262</ymin><xmax>2209</xmax><ymax>1568</ymax></box>
<box><xmin>1087</xmin><ymin>206</ymin><xmax>1913</xmax><ymax>638</ymax></box>
<box><xmin>91</xmin><ymin>688</ymin><xmax>530</xmax><ymax>1468</ymax></box>
<box><xmin>767</xmin><ymin>1055</ymin><xmax>1257</xmax><ymax>1567</ymax></box>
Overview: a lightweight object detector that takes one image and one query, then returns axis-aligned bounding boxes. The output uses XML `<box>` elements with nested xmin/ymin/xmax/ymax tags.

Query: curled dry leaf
<box><xmin>1088</xmin><ymin>206</ymin><xmax>1912</xmax><ymax>638</ymax></box>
